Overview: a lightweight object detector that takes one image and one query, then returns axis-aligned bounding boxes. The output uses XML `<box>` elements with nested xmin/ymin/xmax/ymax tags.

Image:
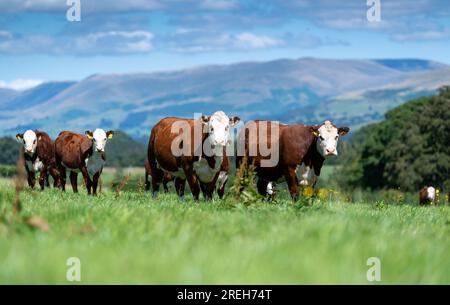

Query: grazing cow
<box><xmin>16</xmin><ymin>130</ymin><xmax>60</xmax><ymax>190</ymax></box>
<box><xmin>148</xmin><ymin>111</ymin><xmax>239</xmax><ymax>200</ymax></box>
<box><xmin>144</xmin><ymin>159</ymin><xmax>174</xmax><ymax>192</ymax></box>
<box><xmin>419</xmin><ymin>186</ymin><xmax>436</xmax><ymax>205</ymax></box>
<box><xmin>236</xmin><ymin>120</ymin><xmax>349</xmax><ymax>200</ymax></box>
<box><xmin>55</xmin><ymin>129</ymin><xmax>114</xmax><ymax>196</ymax></box>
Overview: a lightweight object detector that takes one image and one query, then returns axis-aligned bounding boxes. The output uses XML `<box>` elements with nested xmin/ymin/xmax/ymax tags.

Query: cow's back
<box><xmin>238</xmin><ymin>121</ymin><xmax>316</xmax><ymax>180</ymax></box>
<box><xmin>55</xmin><ymin>131</ymin><xmax>92</xmax><ymax>168</ymax></box>
<box><xmin>34</xmin><ymin>131</ymin><xmax>56</xmax><ymax>165</ymax></box>
<box><xmin>149</xmin><ymin>117</ymin><xmax>197</xmax><ymax>172</ymax></box>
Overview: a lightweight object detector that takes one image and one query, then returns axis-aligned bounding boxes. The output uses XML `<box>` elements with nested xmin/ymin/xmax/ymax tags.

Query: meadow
<box><xmin>1</xmin><ymin>168</ymin><xmax>450</xmax><ymax>284</ymax></box>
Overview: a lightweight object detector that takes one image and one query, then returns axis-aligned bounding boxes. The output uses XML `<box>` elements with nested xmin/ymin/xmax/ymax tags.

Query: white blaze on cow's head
<box><xmin>16</xmin><ymin>130</ymin><xmax>40</xmax><ymax>155</ymax></box>
<box><xmin>427</xmin><ymin>186</ymin><xmax>436</xmax><ymax>202</ymax></box>
<box><xmin>202</xmin><ymin>111</ymin><xmax>240</xmax><ymax>147</ymax></box>
<box><xmin>85</xmin><ymin>129</ymin><xmax>114</xmax><ymax>152</ymax></box>
<box><xmin>311</xmin><ymin>120</ymin><xmax>349</xmax><ymax>158</ymax></box>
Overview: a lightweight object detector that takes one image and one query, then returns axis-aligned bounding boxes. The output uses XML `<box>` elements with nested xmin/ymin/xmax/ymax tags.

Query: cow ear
<box><xmin>106</xmin><ymin>130</ymin><xmax>114</xmax><ymax>139</ymax></box>
<box><xmin>229</xmin><ymin>116</ymin><xmax>240</xmax><ymax>127</ymax></box>
<box><xmin>16</xmin><ymin>133</ymin><xmax>24</xmax><ymax>141</ymax></box>
<box><xmin>201</xmin><ymin>115</ymin><xmax>210</xmax><ymax>125</ymax></box>
<box><xmin>85</xmin><ymin>130</ymin><xmax>93</xmax><ymax>139</ymax></box>
<box><xmin>310</xmin><ymin>126</ymin><xmax>319</xmax><ymax>137</ymax></box>
<box><xmin>38</xmin><ymin>135</ymin><xmax>42</xmax><ymax>141</ymax></box>
<box><xmin>338</xmin><ymin>127</ymin><xmax>350</xmax><ymax>136</ymax></box>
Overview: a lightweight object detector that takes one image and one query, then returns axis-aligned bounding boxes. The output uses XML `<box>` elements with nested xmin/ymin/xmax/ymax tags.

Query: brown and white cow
<box><xmin>236</xmin><ymin>120</ymin><xmax>349</xmax><ymax>200</ymax></box>
<box><xmin>55</xmin><ymin>129</ymin><xmax>114</xmax><ymax>196</ymax></box>
<box><xmin>144</xmin><ymin>159</ymin><xmax>174</xmax><ymax>192</ymax></box>
<box><xmin>419</xmin><ymin>186</ymin><xmax>436</xmax><ymax>205</ymax></box>
<box><xmin>16</xmin><ymin>130</ymin><xmax>60</xmax><ymax>190</ymax></box>
<box><xmin>147</xmin><ymin>111</ymin><xmax>239</xmax><ymax>200</ymax></box>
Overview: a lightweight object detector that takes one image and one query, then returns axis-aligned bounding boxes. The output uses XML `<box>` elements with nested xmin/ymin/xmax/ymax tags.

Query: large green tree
<box><xmin>339</xmin><ymin>87</ymin><xmax>450</xmax><ymax>191</ymax></box>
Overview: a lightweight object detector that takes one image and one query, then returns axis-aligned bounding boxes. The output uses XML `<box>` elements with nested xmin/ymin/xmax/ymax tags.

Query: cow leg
<box><xmin>38</xmin><ymin>166</ymin><xmax>48</xmax><ymax>190</ymax></box>
<box><xmin>206</xmin><ymin>182</ymin><xmax>216</xmax><ymax>201</ymax></box>
<box><xmin>80</xmin><ymin>167</ymin><xmax>92</xmax><ymax>195</ymax></box>
<box><xmin>27</xmin><ymin>171</ymin><xmax>36</xmax><ymax>189</ymax></box>
<box><xmin>217</xmin><ymin>184</ymin><xmax>225</xmax><ymax>199</ymax></box>
<box><xmin>49</xmin><ymin>166</ymin><xmax>60</xmax><ymax>188</ymax></box>
<box><xmin>217</xmin><ymin>171</ymin><xmax>228</xmax><ymax>199</ymax></box>
<box><xmin>58</xmin><ymin>166</ymin><xmax>67</xmax><ymax>191</ymax></box>
<box><xmin>145</xmin><ymin>172</ymin><xmax>151</xmax><ymax>191</ymax></box>
<box><xmin>184</xmin><ymin>168</ymin><xmax>200</xmax><ymax>201</ymax></box>
<box><xmin>257</xmin><ymin>178</ymin><xmax>269</xmax><ymax>196</ymax></box>
<box><xmin>284</xmin><ymin>167</ymin><xmax>300</xmax><ymax>201</ymax></box>
<box><xmin>163</xmin><ymin>176</ymin><xmax>170</xmax><ymax>193</ymax></box>
<box><xmin>175</xmin><ymin>178</ymin><xmax>186</xmax><ymax>199</ymax></box>
<box><xmin>92</xmin><ymin>172</ymin><xmax>100</xmax><ymax>196</ymax></box>
<box><xmin>151</xmin><ymin>170</ymin><xmax>164</xmax><ymax>198</ymax></box>
<box><xmin>69</xmin><ymin>171</ymin><xmax>78</xmax><ymax>193</ymax></box>
<box><xmin>199</xmin><ymin>182</ymin><xmax>208</xmax><ymax>200</ymax></box>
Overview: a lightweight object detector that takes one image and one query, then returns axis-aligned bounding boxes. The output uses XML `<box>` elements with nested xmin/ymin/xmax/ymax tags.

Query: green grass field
<box><xmin>1</xmin><ymin>171</ymin><xmax>450</xmax><ymax>284</ymax></box>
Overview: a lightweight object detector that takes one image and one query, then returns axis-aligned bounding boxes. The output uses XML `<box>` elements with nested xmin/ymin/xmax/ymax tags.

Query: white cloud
<box><xmin>0</xmin><ymin>79</ymin><xmax>44</xmax><ymax>91</ymax></box>
<box><xmin>234</xmin><ymin>32</ymin><xmax>284</xmax><ymax>49</ymax></box>
<box><xmin>392</xmin><ymin>29</ymin><xmax>450</xmax><ymax>41</ymax></box>
<box><xmin>200</xmin><ymin>0</ymin><xmax>237</xmax><ymax>10</ymax></box>
<box><xmin>74</xmin><ymin>31</ymin><xmax>154</xmax><ymax>53</ymax></box>
<box><xmin>0</xmin><ymin>30</ymin><xmax>154</xmax><ymax>55</ymax></box>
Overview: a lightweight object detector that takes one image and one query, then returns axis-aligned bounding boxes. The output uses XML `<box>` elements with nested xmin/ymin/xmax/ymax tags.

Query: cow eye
<box><xmin>319</xmin><ymin>136</ymin><xmax>325</xmax><ymax>141</ymax></box>
<box><xmin>335</xmin><ymin>136</ymin><xmax>339</xmax><ymax>140</ymax></box>
<box><xmin>210</xmin><ymin>127</ymin><xmax>214</xmax><ymax>132</ymax></box>
<box><xmin>33</xmin><ymin>140</ymin><xmax>36</xmax><ymax>144</ymax></box>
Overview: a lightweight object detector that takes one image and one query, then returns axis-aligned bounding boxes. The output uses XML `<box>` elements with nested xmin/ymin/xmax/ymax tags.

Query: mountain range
<box><xmin>1</xmin><ymin>58</ymin><xmax>449</xmax><ymax>141</ymax></box>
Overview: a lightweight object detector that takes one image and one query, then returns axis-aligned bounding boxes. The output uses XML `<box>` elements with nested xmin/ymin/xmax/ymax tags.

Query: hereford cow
<box><xmin>16</xmin><ymin>130</ymin><xmax>60</xmax><ymax>190</ymax></box>
<box><xmin>148</xmin><ymin>111</ymin><xmax>239</xmax><ymax>200</ymax></box>
<box><xmin>236</xmin><ymin>120</ymin><xmax>349</xmax><ymax>200</ymax></box>
<box><xmin>144</xmin><ymin>159</ymin><xmax>174</xmax><ymax>192</ymax></box>
<box><xmin>419</xmin><ymin>186</ymin><xmax>436</xmax><ymax>205</ymax></box>
<box><xmin>55</xmin><ymin>129</ymin><xmax>114</xmax><ymax>196</ymax></box>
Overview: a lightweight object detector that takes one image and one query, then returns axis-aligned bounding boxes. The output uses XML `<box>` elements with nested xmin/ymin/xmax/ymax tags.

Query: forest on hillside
<box><xmin>337</xmin><ymin>86</ymin><xmax>450</xmax><ymax>191</ymax></box>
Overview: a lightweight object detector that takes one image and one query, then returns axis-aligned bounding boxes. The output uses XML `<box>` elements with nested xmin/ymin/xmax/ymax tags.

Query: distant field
<box><xmin>1</xmin><ymin>174</ymin><xmax>450</xmax><ymax>284</ymax></box>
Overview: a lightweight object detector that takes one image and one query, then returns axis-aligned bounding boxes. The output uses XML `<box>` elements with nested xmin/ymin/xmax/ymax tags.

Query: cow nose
<box><xmin>326</xmin><ymin>147</ymin><xmax>336</xmax><ymax>154</ymax></box>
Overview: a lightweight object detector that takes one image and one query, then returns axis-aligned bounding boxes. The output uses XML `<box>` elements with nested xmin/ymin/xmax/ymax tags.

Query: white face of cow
<box><xmin>16</xmin><ymin>130</ymin><xmax>38</xmax><ymax>155</ymax></box>
<box><xmin>313</xmin><ymin>121</ymin><xmax>349</xmax><ymax>158</ymax></box>
<box><xmin>203</xmin><ymin>111</ymin><xmax>240</xmax><ymax>147</ymax></box>
<box><xmin>85</xmin><ymin>129</ymin><xmax>114</xmax><ymax>152</ymax></box>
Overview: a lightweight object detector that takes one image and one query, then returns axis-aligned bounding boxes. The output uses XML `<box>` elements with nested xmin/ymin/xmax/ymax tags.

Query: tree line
<box><xmin>338</xmin><ymin>86</ymin><xmax>450</xmax><ymax>191</ymax></box>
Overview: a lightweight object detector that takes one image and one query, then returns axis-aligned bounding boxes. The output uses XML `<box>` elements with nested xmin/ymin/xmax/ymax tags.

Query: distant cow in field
<box><xmin>148</xmin><ymin>111</ymin><xmax>239</xmax><ymax>200</ymax></box>
<box><xmin>236</xmin><ymin>120</ymin><xmax>349</xmax><ymax>200</ymax></box>
<box><xmin>55</xmin><ymin>129</ymin><xmax>114</xmax><ymax>196</ymax></box>
<box><xmin>16</xmin><ymin>130</ymin><xmax>60</xmax><ymax>190</ymax></box>
<box><xmin>144</xmin><ymin>159</ymin><xmax>174</xmax><ymax>192</ymax></box>
<box><xmin>419</xmin><ymin>186</ymin><xmax>436</xmax><ymax>205</ymax></box>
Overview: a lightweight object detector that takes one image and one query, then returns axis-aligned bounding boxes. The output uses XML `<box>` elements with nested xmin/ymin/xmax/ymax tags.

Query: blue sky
<box><xmin>0</xmin><ymin>0</ymin><xmax>449</xmax><ymax>89</ymax></box>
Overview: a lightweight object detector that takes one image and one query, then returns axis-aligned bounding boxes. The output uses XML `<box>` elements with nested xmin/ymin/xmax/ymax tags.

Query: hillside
<box><xmin>1</xmin><ymin>58</ymin><xmax>449</xmax><ymax>139</ymax></box>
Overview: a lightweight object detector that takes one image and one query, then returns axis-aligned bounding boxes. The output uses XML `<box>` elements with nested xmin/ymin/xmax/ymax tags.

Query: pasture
<box><xmin>1</xmin><ymin>169</ymin><xmax>450</xmax><ymax>284</ymax></box>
